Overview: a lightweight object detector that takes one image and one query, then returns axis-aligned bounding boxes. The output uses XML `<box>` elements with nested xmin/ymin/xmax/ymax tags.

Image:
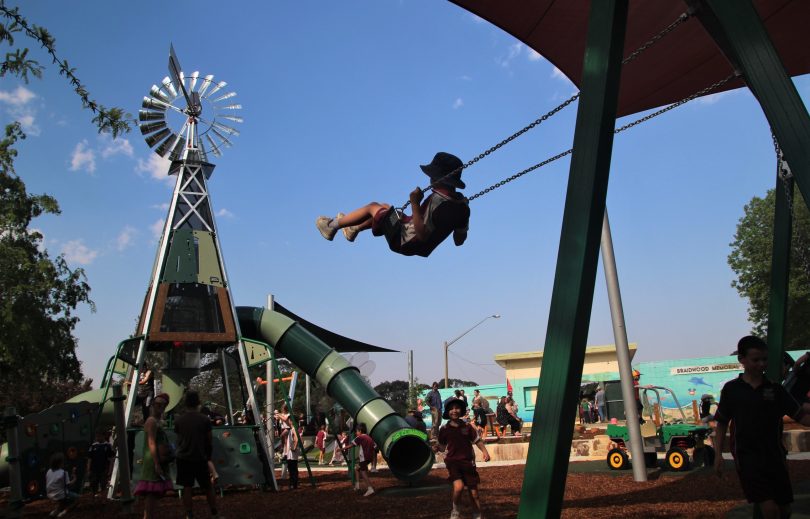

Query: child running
<box><xmin>315</xmin><ymin>152</ymin><xmax>470</xmax><ymax>257</ymax></box>
<box><xmin>351</xmin><ymin>423</ymin><xmax>376</xmax><ymax>497</ymax></box>
<box><xmin>434</xmin><ymin>398</ymin><xmax>490</xmax><ymax>519</ymax></box>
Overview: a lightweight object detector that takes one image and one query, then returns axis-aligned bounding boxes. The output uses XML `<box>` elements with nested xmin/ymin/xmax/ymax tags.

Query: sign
<box><xmin>670</xmin><ymin>363</ymin><xmax>741</xmax><ymax>375</ymax></box>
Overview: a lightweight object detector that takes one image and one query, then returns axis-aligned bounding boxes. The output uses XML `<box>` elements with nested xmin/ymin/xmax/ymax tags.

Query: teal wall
<box><xmin>419</xmin><ymin>352</ymin><xmax>799</xmax><ymax>423</ymax></box>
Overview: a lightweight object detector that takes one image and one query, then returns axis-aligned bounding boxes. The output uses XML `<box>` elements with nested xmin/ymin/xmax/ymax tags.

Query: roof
<box><xmin>494</xmin><ymin>343</ymin><xmax>637</xmax><ymax>368</ymax></box>
<box><xmin>449</xmin><ymin>1</ymin><xmax>810</xmax><ymax>117</ymax></box>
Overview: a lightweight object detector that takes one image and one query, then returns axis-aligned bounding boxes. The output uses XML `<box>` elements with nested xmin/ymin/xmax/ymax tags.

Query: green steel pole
<box><xmin>517</xmin><ymin>1</ymin><xmax>628</xmax><ymax>517</ymax></box>
<box><xmin>697</xmin><ymin>0</ymin><xmax>810</xmax><ymax>377</ymax></box>
<box><xmin>766</xmin><ymin>172</ymin><xmax>794</xmax><ymax>380</ymax></box>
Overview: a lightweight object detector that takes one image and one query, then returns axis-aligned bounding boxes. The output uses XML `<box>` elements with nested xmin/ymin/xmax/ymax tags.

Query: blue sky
<box><xmin>5</xmin><ymin>1</ymin><xmax>809</xmax><ymax>389</ymax></box>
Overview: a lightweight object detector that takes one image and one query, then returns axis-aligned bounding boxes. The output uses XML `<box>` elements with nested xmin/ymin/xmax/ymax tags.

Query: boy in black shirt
<box><xmin>86</xmin><ymin>431</ymin><xmax>113</xmax><ymax>496</ymax></box>
<box><xmin>714</xmin><ymin>336</ymin><xmax>810</xmax><ymax>519</ymax></box>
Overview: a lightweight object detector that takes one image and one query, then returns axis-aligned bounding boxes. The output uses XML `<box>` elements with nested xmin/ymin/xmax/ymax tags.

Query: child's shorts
<box><xmin>356</xmin><ymin>461</ymin><xmax>370</xmax><ymax>472</ymax></box>
<box><xmin>445</xmin><ymin>460</ymin><xmax>480</xmax><ymax>489</ymax></box>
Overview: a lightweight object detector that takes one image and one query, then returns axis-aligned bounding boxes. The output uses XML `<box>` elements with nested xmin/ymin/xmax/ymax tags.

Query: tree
<box><xmin>728</xmin><ymin>188</ymin><xmax>810</xmax><ymax>347</ymax></box>
<box><xmin>446</xmin><ymin>378</ymin><xmax>479</xmax><ymax>388</ymax></box>
<box><xmin>374</xmin><ymin>380</ymin><xmax>411</xmax><ymax>416</ymax></box>
<box><xmin>0</xmin><ymin>5</ymin><xmax>131</xmax><ymax>416</ymax></box>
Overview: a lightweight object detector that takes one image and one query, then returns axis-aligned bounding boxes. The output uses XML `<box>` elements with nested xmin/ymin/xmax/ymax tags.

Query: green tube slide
<box><xmin>236</xmin><ymin>306</ymin><xmax>434</xmax><ymax>483</ymax></box>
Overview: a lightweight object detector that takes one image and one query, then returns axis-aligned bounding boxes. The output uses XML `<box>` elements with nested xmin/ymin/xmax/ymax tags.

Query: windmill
<box><xmin>109</xmin><ymin>45</ymin><xmax>277</xmax><ymax>493</ymax></box>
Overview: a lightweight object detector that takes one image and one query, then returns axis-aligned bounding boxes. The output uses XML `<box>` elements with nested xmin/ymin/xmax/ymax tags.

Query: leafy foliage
<box><xmin>0</xmin><ymin>4</ymin><xmax>134</xmax><ymax>415</ymax></box>
<box><xmin>0</xmin><ymin>4</ymin><xmax>132</xmax><ymax>137</ymax></box>
<box><xmin>0</xmin><ymin>122</ymin><xmax>96</xmax><ymax>415</ymax></box>
<box><xmin>728</xmin><ymin>187</ymin><xmax>810</xmax><ymax>347</ymax></box>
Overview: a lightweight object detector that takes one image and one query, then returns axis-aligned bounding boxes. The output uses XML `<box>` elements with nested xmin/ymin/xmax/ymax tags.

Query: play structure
<box><xmin>3</xmin><ymin>3</ymin><xmax>810</xmax><ymax>518</ymax></box>
<box><xmin>1</xmin><ymin>47</ymin><xmax>431</xmax><ymax>511</ymax></box>
<box><xmin>606</xmin><ymin>386</ymin><xmax>714</xmax><ymax>472</ymax></box>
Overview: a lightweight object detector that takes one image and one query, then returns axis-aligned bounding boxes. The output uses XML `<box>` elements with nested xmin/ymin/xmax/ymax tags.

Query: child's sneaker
<box><xmin>354</xmin><ymin>483</ymin><xmax>360</xmax><ymax>491</ymax></box>
<box><xmin>49</xmin><ymin>511</ymin><xmax>59</xmax><ymax>518</ymax></box>
<box><xmin>342</xmin><ymin>225</ymin><xmax>359</xmax><ymax>242</ymax></box>
<box><xmin>316</xmin><ymin>216</ymin><xmax>337</xmax><ymax>241</ymax></box>
<box><xmin>57</xmin><ymin>511</ymin><xmax>69</xmax><ymax>518</ymax></box>
<box><xmin>449</xmin><ymin>510</ymin><xmax>461</xmax><ymax>519</ymax></box>
<box><xmin>472</xmin><ymin>513</ymin><xmax>483</xmax><ymax>519</ymax></box>
<box><xmin>363</xmin><ymin>487</ymin><xmax>375</xmax><ymax>497</ymax></box>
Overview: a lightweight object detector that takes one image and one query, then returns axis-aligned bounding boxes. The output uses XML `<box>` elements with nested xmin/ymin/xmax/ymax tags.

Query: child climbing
<box><xmin>315</xmin><ymin>152</ymin><xmax>471</xmax><ymax>257</ymax></box>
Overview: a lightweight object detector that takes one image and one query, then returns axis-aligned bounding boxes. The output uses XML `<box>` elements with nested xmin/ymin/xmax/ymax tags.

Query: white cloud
<box><xmin>497</xmin><ymin>42</ymin><xmax>524</xmax><ymax>68</ymax></box>
<box><xmin>136</xmin><ymin>154</ymin><xmax>173</xmax><ymax>185</ymax></box>
<box><xmin>0</xmin><ymin>85</ymin><xmax>36</xmax><ymax>106</ymax></box>
<box><xmin>0</xmin><ymin>86</ymin><xmax>40</xmax><ymax>136</ymax></box>
<box><xmin>150</xmin><ymin>218</ymin><xmax>165</xmax><ymax>241</ymax></box>
<box><xmin>61</xmin><ymin>240</ymin><xmax>98</xmax><ymax>265</ymax></box>
<box><xmin>452</xmin><ymin>98</ymin><xmax>464</xmax><ymax>110</ymax></box>
<box><xmin>116</xmin><ymin>226</ymin><xmax>137</xmax><ymax>251</ymax></box>
<box><xmin>467</xmin><ymin>13</ymin><xmax>485</xmax><ymax>24</ymax></box>
<box><xmin>100</xmin><ymin>137</ymin><xmax>134</xmax><ymax>159</ymax></box>
<box><xmin>151</xmin><ymin>202</ymin><xmax>170</xmax><ymax>211</ymax></box>
<box><xmin>69</xmin><ymin>140</ymin><xmax>96</xmax><ymax>173</ymax></box>
<box><xmin>551</xmin><ymin>66</ymin><xmax>570</xmax><ymax>82</ymax></box>
<box><xmin>528</xmin><ymin>49</ymin><xmax>543</xmax><ymax>62</ymax></box>
<box><xmin>215</xmin><ymin>208</ymin><xmax>234</xmax><ymax>218</ymax></box>
<box><xmin>459</xmin><ymin>75</ymin><xmax>473</xmax><ymax>82</ymax></box>
<box><xmin>15</xmin><ymin>112</ymin><xmax>40</xmax><ymax>136</ymax></box>
<box><xmin>694</xmin><ymin>90</ymin><xmax>732</xmax><ymax>106</ymax></box>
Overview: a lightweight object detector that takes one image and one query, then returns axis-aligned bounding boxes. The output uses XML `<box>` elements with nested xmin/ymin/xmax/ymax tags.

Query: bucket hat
<box><xmin>420</xmin><ymin>152</ymin><xmax>466</xmax><ymax>189</ymax></box>
<box><xmin>442</xmin><ymin>397</ymin><xmax>468</xmax><ymax>420</ymax></box>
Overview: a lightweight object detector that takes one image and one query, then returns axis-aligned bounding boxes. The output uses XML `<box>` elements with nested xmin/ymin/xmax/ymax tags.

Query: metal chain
<box><xmin>466</xmin><ymin>73</ymin><xmax>737</xmax><ymax>201</ymax></box>
<box><xmin>771</xmin><ymin>135</ymin><xmax>810</xmax><ymax>276</ymax></box>
<box><xmin>400</xmin><ymin>11</ymin><xmax>694</xmax><ymax>210</ymax></box>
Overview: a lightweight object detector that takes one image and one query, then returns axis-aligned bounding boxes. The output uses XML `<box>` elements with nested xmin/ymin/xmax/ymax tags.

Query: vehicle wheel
<box><xmin>666</xmin><ymin>447</ymin><xmax>690</xmax><ymax>471</ymax></box>
<box><xmin>699</xmin><ymin>445</ymin><xmax>715</xmax><ymax>467</ymax></box>
<box><xmin>644</xmin><ymin>452</ymin><xmax>658</xmax><ymax>468</ymax></box>
<box><xmin>607</xmin><ymin>448</ymin><xmax>629</xmax><ymax>470</ymax></box>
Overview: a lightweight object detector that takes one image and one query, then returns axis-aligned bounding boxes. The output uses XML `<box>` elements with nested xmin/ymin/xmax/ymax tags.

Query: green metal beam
<box><xmin>517</xmin><ymin>1</ymin><xmax>628</xmax><ymax>517</ymax></box>
<box><xmin>766</xmin><ymin>172</ymin><xmax>793</xmax><ymax>380</ymax></box>
<box><xmin>698</xmin><ymin>0</ymin><xmax>810</xmax><ymax>376</ymax></box>
<box><xmin>701</xmin><ymin>0</ymin><xmax>810</xmax><ymax>210</ymax></box>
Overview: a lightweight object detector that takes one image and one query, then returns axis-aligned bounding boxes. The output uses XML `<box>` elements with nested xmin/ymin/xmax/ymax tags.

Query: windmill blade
<box><xmin>220</xmin><ymin>115</ymin><xmax>244</xmax><ymax>124</ymax></box>
<box><xmin>212</xmin><ymin>121</ymin><xmax>240</xmax><ymax>136</ymax></box>
<box><xmin>358</xmin><ymin>360</ymin><xmax>376</xmax><ymax>378</ymax></box>
<box><xmin>197</xmin><ymin>74</ymin><xmax>215</xmax><ymax>96</ymax></box>
<box><xmin>205</xmin><ymin>81</ymin><xmax>227</xmax><ymax>98</ymax></box>
<box><xmin>212</xmin><ymin>91</ymin><xmax>237</xmax><ymax>102</ymax></box>
<box><xmin>149</xmin><ymin>85</ymin><xmax>170</xmax><ymax>103</ymax></box>
<box><xmin>138</xmin><ymin>110</ymin><xmax>165</xmax><ymax>122</ymax></box>
<box><xmin>169</xmin><ymin>135</ymin><xmax>187</xmax><ymax>160</ymax></box>
<box><xmin>145</xmin><ymin>127</ymin><xmax>171</xmax><ymax>148</ymax></box>
<box><xmin>352</xmin><ymin>352</ymin><xmax>369</xmax><ymax>367</ymax></box>
<box><xmin>189</xmin><ymin>71</ymin><xmax>200</xmax><ymax>91</ymax></box>
<box><xmin>142</xmin><ymin>96</ymin><xmax>168</xmax><ymax>111</ymax></box>
<box><xmin>154</xmin><ymin>133</ymin><xmax>179</xmax><ymax>157</ymax></box>
<box><xmin>205</xmin><ymin>134</ymin><xmax>222</xmax><ymax>157</ymax></box>
<box><xmin>167</xmin><ymin>45</ymin><xmax>185</xmax><ymax>94</ymax></box>
<box><xmin>211</xmin><ymin>128</ymin><xmax>233</xmax><ymax>148</ymax></box>
<box><xmin>139</xmin><ymin>121</ymin><xmax>168</xmax><ymax>135</ymax></box>
<box><xmin>161</xmin><ymin>76</ymin><xmax>178</xmax><ymax>98</ymax></box>
<box><xmin>221</xmin><ymin>104</ymin><xmax>242</xmax><ymax>110</ymax></box>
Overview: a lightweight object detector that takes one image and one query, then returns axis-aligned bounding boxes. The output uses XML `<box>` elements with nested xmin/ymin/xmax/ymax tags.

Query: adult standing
<box><xmin>426</xmin><ymin>382</ymin><xmax>443</xmax><ymax>439</ymax></box>
<box><xmin>174</xmin><ymin>390</ymin><xmax>221</xmax><ymax>519</ymax></box>
<box><xmin>594</xmin><ymin>386</ymin><xmax>606</xmax><ymax>423</ymax></box>
<box><xmin>133</xmin><ymin>393</ymin><xmax>173</xmax><ymax>519</ymax></box>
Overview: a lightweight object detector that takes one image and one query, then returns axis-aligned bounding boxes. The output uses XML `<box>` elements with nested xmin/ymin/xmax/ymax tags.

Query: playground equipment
<box><xmin>606</xmin><ymin>386</ymin><xmax>714</xmax><ymax>472</ymax></box>
<box><xmin>1</xmin><ymin>47</ymin><xmax>431</xmax><ymax>510</ymax></box>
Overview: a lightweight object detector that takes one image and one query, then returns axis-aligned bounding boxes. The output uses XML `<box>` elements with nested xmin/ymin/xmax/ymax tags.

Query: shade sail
<box><xmin>273</xmin><ymin>301</ymin><xmax>397</xmax><ymax>353</ymax></box>
<box><xmin>450</xmin><ymin>0</ymin><xmax>810</xmax><ymax>117</ymax></box>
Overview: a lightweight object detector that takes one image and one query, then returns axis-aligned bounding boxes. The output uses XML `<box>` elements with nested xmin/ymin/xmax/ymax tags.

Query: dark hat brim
<box><xmin>420</xmin><ymin>164</ymin><xmax>466</xmax><ymax>189</ymax></box>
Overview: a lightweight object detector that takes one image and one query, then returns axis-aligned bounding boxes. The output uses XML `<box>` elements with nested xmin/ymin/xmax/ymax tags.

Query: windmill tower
<box><xmin>110</xmin><ymin>46</ymin><xmax>275</xmax><ymax>491</ymax></box>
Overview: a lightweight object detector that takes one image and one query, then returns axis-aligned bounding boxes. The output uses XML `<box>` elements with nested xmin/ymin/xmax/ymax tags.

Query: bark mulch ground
<box><xmin>5</xmin><ymin>460</ymin><xmax>810</xmax><ymax>518</ymax></box>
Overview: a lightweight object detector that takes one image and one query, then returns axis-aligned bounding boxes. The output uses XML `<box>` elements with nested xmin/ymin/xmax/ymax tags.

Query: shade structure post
<box><xmin>517</xmin><ymin>1</ymin><xmax>628</xmax><ymax>517</ymax></box>
<box><xmin>697</xmin><ymin>0</ymin><xmax>810</xmax><ymax>375</ymax></box>
<box><xmin>766</xmin><ymin>171</ymin><xmax>793</xmax><ymax>380</ymax></box>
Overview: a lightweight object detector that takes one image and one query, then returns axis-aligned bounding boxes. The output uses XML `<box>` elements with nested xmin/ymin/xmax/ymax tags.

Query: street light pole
<box><xmin>443</xmin><ymin>314</ymin><xmax>500</xmax><ymax>388</ymax></box>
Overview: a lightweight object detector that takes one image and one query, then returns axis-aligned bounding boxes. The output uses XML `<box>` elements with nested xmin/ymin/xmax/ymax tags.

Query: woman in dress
<box><xmin>134</xmin><ymin>393</ymin><xmax>174</xmax><ymax>519</ymax></box>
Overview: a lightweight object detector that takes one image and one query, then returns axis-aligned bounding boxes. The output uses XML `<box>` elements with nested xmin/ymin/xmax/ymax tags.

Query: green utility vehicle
<box><xmin>605</xmin><ymin>385</ymin><xmax>714</xmax><ymax>471</ymax></box>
